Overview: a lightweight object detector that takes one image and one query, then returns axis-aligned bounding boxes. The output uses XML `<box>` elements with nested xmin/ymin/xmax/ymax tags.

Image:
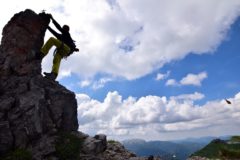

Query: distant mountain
<box><xmin>123</xmin><ymin>139</ymin><xmax>169</xmax><ymax>158</ymax></box>
<box><xmin>173</xmin><ymin>135</ymin><xmax>232</xmax><ymax>144</ymax></box>
<box><xmin>122</xmin><ymin>139</ymin><xmax>206</xmax><ymax>160</ymax></box>
<box><xmin>189</xmin><ymin>136</ymin><xmax>240</xmax><ymax>159</ymax></box>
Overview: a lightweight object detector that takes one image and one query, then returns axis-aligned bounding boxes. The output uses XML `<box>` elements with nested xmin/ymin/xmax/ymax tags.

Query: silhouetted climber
<box><xmin>225</xmin><ymin>99</ymin><xmax>231</xmax><ymax>104</ymax></box>
<box><xmin>39</xmin><ymin>13</ymin><xmax>79</xmax><ymax>80</ymax></box>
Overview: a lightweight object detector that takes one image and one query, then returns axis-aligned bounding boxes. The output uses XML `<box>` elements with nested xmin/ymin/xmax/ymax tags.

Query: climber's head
<box><xmin>62</xmin><ymin>25</ymin><xmax>70</xmax><ymax>32</ymax></box>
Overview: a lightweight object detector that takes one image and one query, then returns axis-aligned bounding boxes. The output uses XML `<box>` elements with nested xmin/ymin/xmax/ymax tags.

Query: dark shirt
<box><xmin>47</xmin><ymin>18</ymin><xmax>76</xmax><ymax>52</ymax></box>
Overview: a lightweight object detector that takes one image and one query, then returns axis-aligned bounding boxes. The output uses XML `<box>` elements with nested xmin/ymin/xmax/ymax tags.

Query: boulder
<box><xmin>82</xmin><ymin>134</ymin><xmax>107</xmax><ymax>154</ymax></box>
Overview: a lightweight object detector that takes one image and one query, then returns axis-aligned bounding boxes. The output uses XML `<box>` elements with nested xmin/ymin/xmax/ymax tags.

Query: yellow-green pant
<box><xmin>41</xmin><ymin>37</ymin><xmax>70</xmax><ymax>75</ymax></box>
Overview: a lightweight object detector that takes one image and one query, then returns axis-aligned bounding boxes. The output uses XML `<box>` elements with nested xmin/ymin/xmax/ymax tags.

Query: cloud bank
<box><xmin>62</xmin><ymin>0</ymin><xmax>240</xmax><ymax>80</ymax></box>
<box><xmin>77</xmin><ymin>91</ymin><xmax>240</xmax><ymax>140</ymax></box>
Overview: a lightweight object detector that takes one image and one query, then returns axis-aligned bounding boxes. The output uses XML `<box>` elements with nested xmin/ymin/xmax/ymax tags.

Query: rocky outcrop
<box><xmin>0</xmin><ymin>9</ymin><xmax>78</xmax><ymax>159</ymax></box>
<box><xmin>82</xmin><ymin>134</ymin><xmax>107</xmax><ymax>154</ymax></box>
<box><xmin>100</xmin><ymin>141</ymin><xmax>137</xmax><ymax>160</ymax></box>
<box><xmin>0</xmin><ymin>9</ymin><xmax>161</xmax><ymax>160</ymax></box>
<box><xmin>80</xmin><ymin>140</ymin><xmax>161</xmax><ymax>160</ymax></box>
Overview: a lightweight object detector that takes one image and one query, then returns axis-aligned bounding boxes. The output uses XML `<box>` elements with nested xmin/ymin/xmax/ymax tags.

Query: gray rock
<box><xmin>0</xmin><ymin>97</ymin><xmax>15</xmax><ymax>112</ymax></box>
<box><xmin>98</xmin><ymin>141</ymin><xmax>137</xmax><ymax>160</ymax></box>
<box><xmin>0</xmin><ymin>121</ymin><xmax>13</xmax><ymax>154</ymax></box>
<box><xmin>30</xmin><ymin>135</ymin><xmax>57</xmax><ymax>160</ymax></box>
<box><xmin>0</xmin><ymin>112</ymin><xmax>4</xmax><ymax>120</ymax></box>
<box><xmin>82</xmin><ymin>134</ymin><xmax>107</xmax><ymax>154</ymax></box>
<box><xmin>71</xmin><ymin>130</ymin><xmax>89</xmax><ymax>139</ymax></box>
<box><xmin>79</xmin><ymin>154</ymin><xmax>103</xmax><ymax>160</ymax></box>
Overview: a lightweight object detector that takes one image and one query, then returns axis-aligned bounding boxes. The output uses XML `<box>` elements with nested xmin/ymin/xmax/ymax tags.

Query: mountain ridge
<box><xmin>122</xmin><ymin>136</ymin><xmax>235</xmax><ymax>160</ymax></box>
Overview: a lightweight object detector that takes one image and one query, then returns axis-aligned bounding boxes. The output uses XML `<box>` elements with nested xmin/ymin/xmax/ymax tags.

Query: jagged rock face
<box><xmin>0</xmin><ymin>9</ymin><xmax>49</xmax><ymax>77</ymax></box>
<box><xmin>0</xmin><ymin>9</ymin><xmax>78</xmax><ymax>159</ymax></box>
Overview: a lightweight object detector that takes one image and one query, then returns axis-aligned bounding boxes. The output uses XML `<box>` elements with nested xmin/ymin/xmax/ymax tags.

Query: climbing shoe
<box><xmin>44</xmin><ymin>72</ymin><xmax>57</xmax><ymax>80</ymax></box>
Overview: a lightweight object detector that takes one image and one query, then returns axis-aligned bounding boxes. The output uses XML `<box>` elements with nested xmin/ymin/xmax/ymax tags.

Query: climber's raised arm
<box><xmin>49</xmin><ymin>14</ymin><xmax>64</xmax><ymax>33</ymax></box>
<box><xmin>47</xmin><ymin>26</ymin><xmax>61</xmax><ymax>40</ymax></box>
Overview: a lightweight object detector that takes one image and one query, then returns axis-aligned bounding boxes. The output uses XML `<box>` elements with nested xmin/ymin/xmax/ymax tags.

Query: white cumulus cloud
<box><xmin>165</xmin><ymin>71</ymin><xmax>208</xmax><ymax>87</ymax></box>
<box><xmin>155</xmin><ymin>71</ymin><xmax>170</xmax><ymax>81</ymax></box>
<box><xmin>166</xmin><ymin>79</ymin><xmax>178</xmax><ymax>86</ymax></box>
<box><xmin>77</xmin><ymin>91</ymin><xmax>240</xmax><ymax>140</ymax></box>
<box><xmin>79</xmin><ymin>80</ymin><xmax>91</xmax><ymax>88</ymax></box>
<box><xmin>180</xmin><ymin>72</ymin><xmax>208</xmax><ymax>86</ymax></box>
<box><xmin>170</xmin><ymin>92</ymin><xmax>205</xmax><ymax>101</ymax></box>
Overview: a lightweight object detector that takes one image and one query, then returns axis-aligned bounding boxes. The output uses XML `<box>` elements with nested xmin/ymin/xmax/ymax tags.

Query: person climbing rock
<box><xmin>39</xmin><ymin>13</ymin><xmax>79</xmax><ymax>80</ymax></box>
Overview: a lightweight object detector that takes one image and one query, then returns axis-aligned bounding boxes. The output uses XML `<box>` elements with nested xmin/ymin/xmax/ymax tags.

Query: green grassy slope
<box><xmin>191</xmin><ymin>136</ymin><xmax>240</xmax><ymax>159</ymax></box>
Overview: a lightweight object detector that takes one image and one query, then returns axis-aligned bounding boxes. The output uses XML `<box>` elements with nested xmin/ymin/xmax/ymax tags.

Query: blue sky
<box><xmin>1</xmin><ymin>0</ymin><xmax>240</xmax><ymax>141</ymax></box>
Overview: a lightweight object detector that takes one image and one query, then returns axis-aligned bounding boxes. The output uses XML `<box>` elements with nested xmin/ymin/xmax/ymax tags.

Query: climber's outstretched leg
<box><xmin>44</xmin><ymin>51</ymin><xmax>62</xmax><ymax>80</ymax></box>
<box><xmin>40</xmin><ymin>37</ymin><xmax>70</xmax><ymax>80</ymax></box>
<box><xmin>41</xmin><ymin>37</ymin><xmax>63</xmax><ymax>56</ymax></box>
